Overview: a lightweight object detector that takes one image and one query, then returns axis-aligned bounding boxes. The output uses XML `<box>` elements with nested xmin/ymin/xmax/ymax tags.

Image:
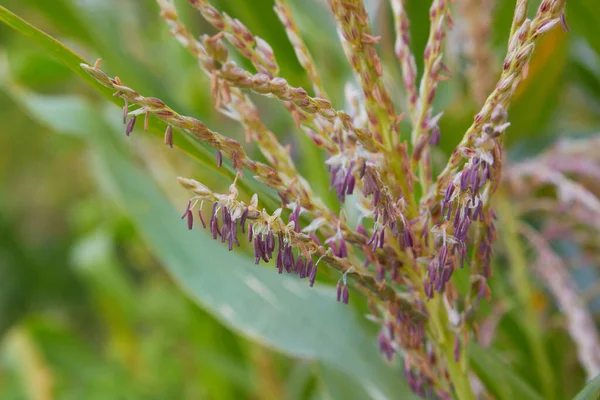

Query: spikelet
<box><xmin>80</xmin><ymin>0</ymin><xmax>570</xmax><ymax>397</ymax></box>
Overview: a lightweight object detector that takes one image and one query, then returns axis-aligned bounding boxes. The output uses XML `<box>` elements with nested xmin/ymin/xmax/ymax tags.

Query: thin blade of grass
<box><xmin>0</xmin><ymin>5</ymin><xmax>280</xmax><ymax>211</ymax></box>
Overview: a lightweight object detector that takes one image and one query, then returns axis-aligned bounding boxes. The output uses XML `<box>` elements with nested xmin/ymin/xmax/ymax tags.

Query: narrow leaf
<box><xmin>469</xmin><ymin>343</ymin><xmax>544</xmax><ymax>400</ymax></box>
<box><xmin>5</xmin><ymin>88</ymin><xmax>416</xmax><ymax>400</ymax></box>
<box><xmin>0</xmin><ymin>5</ymin><xmax>280</xmax><ymax>211</ymax></box>
<box><xmin>572</xmin><ymin>374</ymin><xmax>600</xmax><ymax>400</ymax></box>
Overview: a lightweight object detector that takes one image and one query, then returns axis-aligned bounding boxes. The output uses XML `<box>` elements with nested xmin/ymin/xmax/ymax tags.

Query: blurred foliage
<box><xmin>1</xmin><ymin>0</ymin><xmax>600</xmax><ymax>399</ymax></box>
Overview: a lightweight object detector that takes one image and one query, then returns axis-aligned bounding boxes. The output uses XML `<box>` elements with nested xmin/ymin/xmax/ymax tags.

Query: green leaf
<box><xmin>92</xmin><ymin>111</ymin><xmax>414</xmax><ymax>400</ymax></box>
<box><xmin>0</xmin><ymin>5</ymin><xmax>281</xmax><ymax>212</ymax></box>
<box><xmin>318</xmin><ymin>363</ymin><xmax>371</xmax><ymax>400</ymax></box>
<box><xmin>5</xmin><ymin>86</ymin><xmax>416</xmax><ymax>400</ymax></box>
<box><xmin>469</xmin><ymin>343</ymin><xmax>544</xmax><ymax>400</ymax></box>
<box><xmin>404</xmin><ymin>0</ymin><xmax>432</xmax><ymax>81</ymax></box>
<box><xmin>506</xmin><ymin>28</ymin><xmax>568</xmax><ymax>143</ymax></box>
<box><xmin>216</xmin><ymin>0</ymin><xmax>304</xmax><ymax>80</ymax></box>
<box><xmin>0</xmin><ymin>6</ymin><xmax>112</xmax><ymax>100</ymax></box>
<box><xmin>569</xmin><ymin>1</ymin><xmax>600</xmax><ymax>58</ymax></box>
<box><xmin>14</xmin><ymin>0</ymin><xmax>95</xmax><ymax>44</ymax></box>
<box><xmin>572</xmin><ymin>374</ymin><xmax>600</xmax><ymax>400</ymax></box>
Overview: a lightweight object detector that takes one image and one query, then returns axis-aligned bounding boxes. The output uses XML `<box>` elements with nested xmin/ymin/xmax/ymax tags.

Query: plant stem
<box><xmin>496</xmin><ymin>190</ymin><xmax>555</xmax><ymax>400</ymax></box>
<box><xmin>427</xmin><ymin>296</ymin><xmax>476</xmax><ymax>400</ymax></box>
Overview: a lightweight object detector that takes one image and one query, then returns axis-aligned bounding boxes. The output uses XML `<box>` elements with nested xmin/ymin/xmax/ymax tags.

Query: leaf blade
<box><xmin>0</xmin><ymin>5</ymin><xmax>282</xmax><ymax>211</ymax></box>
<box><xmin>5</xmin><ymin>87</ymin><xmax>416</xmax><ymax>400</ymax></box>
<box><xmin>469</xmin><ymin>343</ymin><xmax>544</xmax><ymax>400</ymax></box>
<box><xmin>572</xmin><ymin>374</ymin><xmax>600</xmax><ymax>400</ymax></box>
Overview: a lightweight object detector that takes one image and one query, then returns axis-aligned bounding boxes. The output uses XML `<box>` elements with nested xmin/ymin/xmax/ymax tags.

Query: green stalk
<box><xmin>496</xmin><ymin>190</ymin><xmax>555</xmax><ymax>400</ymax></box>
<box><xmin>427</xmin><ymin>296</ymin><xmax>476</xmax><ymax>400</ymax></box>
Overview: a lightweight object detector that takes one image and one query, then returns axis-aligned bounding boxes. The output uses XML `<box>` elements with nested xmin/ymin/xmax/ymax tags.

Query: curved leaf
<box><xmin>319</xmin><ymin>363</ymin><xmax>371</xmax><ymax>400</ymax></box>
<box><xmin>469</xmin><ymin>343</ymin><xmax>543</xmax><ymax>400</ymax></box>
<box><xmin>572</xmin><ymin>374</ymin><xmax>600</xmax><ymax>400</ymax></box>
<box><xmin>93</xmin><ymin>113</ymin><xmax>415</xmax><ymax>400</ymax></box>
<box><xmin>4</xmin><ymin>87</ymin><xmax>416</xmax><ymax>400</ymax></box>
<box><xmin>0</xmin><ymin>5</ymin><xmax>280</xmax><ymax>212</ymax></box>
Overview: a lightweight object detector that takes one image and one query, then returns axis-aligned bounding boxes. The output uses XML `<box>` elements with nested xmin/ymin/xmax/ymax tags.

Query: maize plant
<box><xmin>2</xmin><ymin>0</ymin><xmax>600</xmax><ymax>399</ymax></box>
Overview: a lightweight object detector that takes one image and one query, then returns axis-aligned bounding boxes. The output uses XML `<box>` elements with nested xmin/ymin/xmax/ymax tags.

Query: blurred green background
<box><xmin>1</xmin><ymin>0</ymin><xmax>600</xmax><ymax>399</ymax></box>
